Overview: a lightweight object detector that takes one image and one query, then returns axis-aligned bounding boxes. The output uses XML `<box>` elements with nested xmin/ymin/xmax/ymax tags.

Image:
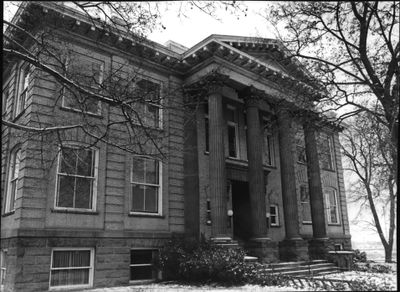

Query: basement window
<box><xmin>130</xmin><ymin>249</ymin><xmax>158</xmax><ymax>282</ymax></box>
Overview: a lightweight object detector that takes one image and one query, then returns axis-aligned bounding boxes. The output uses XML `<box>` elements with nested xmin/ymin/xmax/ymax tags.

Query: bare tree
<box><xmin>341</xmin><ymin>107</ymin><xmax>396</xmax><ymax>262</ymax></box>
<box><xmin>2</xmin><ymin>1</ymin><xmax>247</xmax><ymax>163</ymax></box>
<box><xmin>264</xmin><ymin>1</ymin><xmax>399</xmax><ymax>174</ymax></box>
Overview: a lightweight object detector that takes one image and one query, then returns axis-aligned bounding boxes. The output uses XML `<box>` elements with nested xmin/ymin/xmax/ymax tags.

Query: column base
<box><xmin>308</xmin><ymin>238</ymin><xmax>330</xmax><ymax>260</ymax></box>
<box><xmin>245</xmin><ymin>238</ymin><xmax>278</xmax><ymax>263</ymax></box>
<box><xmin>279</xmin><ymin>239</ymin><xmax>309</xmax><ymax>262</ymax></box>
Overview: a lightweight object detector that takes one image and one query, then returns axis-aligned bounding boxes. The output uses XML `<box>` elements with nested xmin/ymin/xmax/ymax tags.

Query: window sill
<box><xmin>49</xmin><ymin>284</ymin><xmax>92</xmax><ymax>291</ymax></box>
<box><xmin>328</xmin><ymin>223</ymin><xmax>341</xmax><ymax>226</ymax></box>
<box><xmin>60</xmin><ymin>106</ymin><xmax>103</xmax><ymax>118</ymax></box>
<box><xmin>321</xmin><ymin>168</ymin><xmax>336</xmax><ymax>173</ymax></box>
<box><xmin>2</xmin><ymin>210</ymin><xmax>15</xmax><ymax>217</ymax></box>
<box><xmin>51</xmin><ymin>208</ymin><xmax>99</xmax><ymax>215</ymax></box>
<box><xmin>129</xmin><ymin>213</ymin><xmax>164</xmax><ymax>218</ymax></box>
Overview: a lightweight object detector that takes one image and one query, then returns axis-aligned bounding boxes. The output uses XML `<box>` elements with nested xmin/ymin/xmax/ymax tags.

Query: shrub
<box><xmin>353</xmin><ymin>262</ymin><xmax>393</xmax><ymax>273</ymax></box>
<box><xmin>352</xmin><ymin>249</ymin><xmax>367</xmax><ymax>263</ymax></box>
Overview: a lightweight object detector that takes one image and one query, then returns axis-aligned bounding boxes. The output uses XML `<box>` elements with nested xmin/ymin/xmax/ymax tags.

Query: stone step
<box><xmin>244</xmin><ymin>256</ymin><xmax>258</xmax><ymax>263</ymax></box>
<box><xmin>270</xmin><ymin>266</ymin><xmax>340</xmax><ymax>276</ymax></box>
<box><xmin>268</xmin><ymin>260</ymin><xmax>327</xmax><ymax>268</ymax></box>
<box><xmin>263</xmin><ymin>263</ymin><xmax>337</xmax><ymax>273</ymax></box>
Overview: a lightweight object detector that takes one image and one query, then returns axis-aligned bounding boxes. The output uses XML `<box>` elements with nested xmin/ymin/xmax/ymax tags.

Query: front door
<box><xmin>231</xmin><ymin>180</ymin><xmax>252</xmax><ymax>241</ymax></box>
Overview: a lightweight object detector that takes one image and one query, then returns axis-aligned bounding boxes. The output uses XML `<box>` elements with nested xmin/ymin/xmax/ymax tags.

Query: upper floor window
<box><xmin>62</xmin><ymin>54</ymin><xmax>104</xmax><ymax>115</ymax></box>
<box><xmin>2</xmin><ymin>83</ymin><xmax>10</xmax><ymax>115</ymax></box>
<box><xmin>320</xmin><ymin>134</ymin><xmax>335</xmax><ymax>171</ymax></box>
<box><xmin>227</xmin><ymin>105</ymin><xmax>239</xmax><ymax>158</ymax></box>
<box><xmin>4</xmin><ymin>147</ymin><xmax>21</xmax><ymax>214</ymax></box>
<box><xmin>55</xmin><ymin>145</ymin><xmax>98</xmax><ymax>210</ymax></box>
<box><xmin>130</xmin><ymin>157</ymin><xmax>161</xmax><ymax>214</ymax></box>
<box><xmin>295</xmin><ymin>130</ymin><xmax>307</xmax><ymax>163</ymax></box>
<box><xmin>0</xmin><ymin>250</ymin><xmax>5</xmax><ymax>290</ymax></box>
<box><xmin>263</xmin><ymin>119</ymin><xmax>275</xmax><ymax>166</ymax></box>
<box><xmin>50</xmin><ymin>248</ymin><xmax>94</xmax><ymax>289</ymax></box>
<box><xmin>325</xmin><ymin>188</ymin><xmax>340</xmax><ymax>224</ymax></box>
<box><xmin>15</xmin><ymin>65</ymin><xmax>30</xmax><ymax>117</ymax></box>
<box><xmin>131</xmin><ymin>79</ymin><xmax>162</xmax><ymax>128</ymax></box>
<box><xmin>300</xmin><ymin>184</ymin><xmax>312</xmax><ymax>223</ymax></box>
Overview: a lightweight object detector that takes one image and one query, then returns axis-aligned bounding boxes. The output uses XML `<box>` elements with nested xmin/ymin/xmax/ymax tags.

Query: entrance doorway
<box><xmin>231</xmin><ymin>180</ymin><xmax>252</xmax><ymax>241</ymax></box>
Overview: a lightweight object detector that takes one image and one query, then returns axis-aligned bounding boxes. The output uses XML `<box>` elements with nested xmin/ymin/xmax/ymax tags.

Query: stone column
<box><xmin>208</xmin><ymin>84</ymin><xmax>230</xmax><ymax>240</ymax></box>
<box><xmin>244</xmin><ymin>95</ymin><xmax>269</xmax><ymax>239</ymax></box>
<box><xmin>304</xmin><ymin>122</ymin><xmax>329</xmax><ymax>259</ymax></box>
<box><xmin>239</xmin><ymin>86</ymin><xmax>278</xmax><ymax>263</ymax></box>
<box><xmin>277</xmin><ymin>108</ymin><xmax>308</xmax><ymax>261</ymax></box>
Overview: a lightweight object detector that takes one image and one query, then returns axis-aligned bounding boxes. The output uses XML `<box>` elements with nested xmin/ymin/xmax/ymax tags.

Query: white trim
<box><xmin>49</xmin><ymin>248</ymin><xmax>94</xmax><ymax>290</ymax></box>
<box><xmin>130</xmin><ymin>157</ymin><xmax>162</xmax><ymax>215</ymax></box>
<box><xmin>54</xmin><ymin>143</ymin><xmax>98</xmax><ymax>211</ymax></box>
<box><xmin>4</xmin><ymin>147</ymin><xmax>21</xmax><ymax>214</ymax></box>
<box><xmin>325</xmin><ymin>188</ymin><xmax>340</xmax><ymax>224</ymax></box>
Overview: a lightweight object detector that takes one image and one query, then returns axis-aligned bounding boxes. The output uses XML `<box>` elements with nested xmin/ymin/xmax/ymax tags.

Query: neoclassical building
<box><xmin>1</xmin><ymin>2</ymin><xmax>351</xmax><ymax>291</ymax></box>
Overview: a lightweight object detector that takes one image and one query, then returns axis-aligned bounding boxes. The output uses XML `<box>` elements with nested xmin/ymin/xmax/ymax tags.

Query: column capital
<box><xmin>238</xmin><ymin>86</ymin><xmax>263</xmax><ymax>108</ymax></box>
<box><xmin>203</xmin><ymin>73</ymin><xmax>229</xmax><ymax>95</ymax></box>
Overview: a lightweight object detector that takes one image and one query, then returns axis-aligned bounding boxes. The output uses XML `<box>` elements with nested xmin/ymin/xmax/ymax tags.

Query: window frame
<box><xmin>14</xmin><ymin>63</ymin><xmax>30</xmax><ymax>118</ymax></box>
<box><xmin>129</xmin><ymin>249</ymin><xmax>158</xmax><ymax>283</ymax></box>
<box><xmin>61</xmin><ymin>54</ymin><xmax>104</xmax><ymax>116</ymax></box>
<box><xmin>4</xmin><ymin>147</ymin><xmax>22</xmax><ymax>214</ymax></box>
<box><xmin>130</xmin><ymin>157</ymin><xmax>162</xmax><ymax>216</ymax></box>
<box><xmin>300</xmin><ymin>184</ymin><xmax>312</xmax><ymax>224</ymax></box>
<box><xmin>131</xmin><ymin>78</ymin><xmax>163</xmax><ymax>129</ymax></box>
<box><xmin>1</xmin><ymin>250</ymin><xmax>5</xmax><ymax>290</ymax></box>
<box><xmin>226</xmin><ymin>105</ymin><xmax>239</xmax><ymax>159</ymax></box>
<box><xmin>325</xmin><ymin>188</ymin><xmax>340</xmax><ymax>224</ymax></box>
<box><xmin>320</xmin><ymin>134</ymin><xmax>335</xmax><ymax>171</ymax></box>
<box><xmin>269</xmin><ymin>204</ymin><xmax>279</xmax><ymax>227</ymax></box>
<box><xmin>54</xmin><ymin>144</ymin><xmax>99</xmax><ymax>212</ymax></box>
<box><xmin>49</xmin><ymin>248</ymin><xmax>94</xmax><ymax>290</ymax></box>
<box><xmin>262</xmin><ymin>118</ymin><xmax>275</xmax><ymax>166</ymax></box>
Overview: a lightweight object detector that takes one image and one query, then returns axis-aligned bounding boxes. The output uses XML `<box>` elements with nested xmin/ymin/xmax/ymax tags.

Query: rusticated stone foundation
<box><xmin>279</xmin><ymin>239</ymin><xmax>309</xmax><ymax>262</ymax></box>
<box><xmin>308</xmin><ymin>238</ymin><xmax>330</xmax><ymax>260</ymax></box>
<box><xmin>245</xmin><ymin>238</ymin><xmax>278</xmax><ymax>263</ymax></box>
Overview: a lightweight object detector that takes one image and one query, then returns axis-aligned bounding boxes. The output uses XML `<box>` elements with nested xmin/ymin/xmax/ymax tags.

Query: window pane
<box><xmin>228</xmin><ymin>125</ymin><xmax>237</xmax><ymax>157</ymax></box>
<box><xmin>144</xmin><ymin>186</ymin><xmax>158</xmax><ymax>213</ymax></box>
<box><xmin>60</xmin><ymin>148</ymin><xmax>77</xmax><ymax>174</ymax></box>
<box><xmin>145</xmin><ymin>160</ymin><xmax>158</xmax><ymax>184</ymax></box>
<box><xmin>227</xmin><ymin>108</ymin><xmax>235</xmax><ymax>122</ymax></box>
<box><xmin>132</xmin><ymin>184</ymin><xmax>145</xmax><ymax>212</ymax></box>
<box><xmin>71</xmin><ymin>251</ymin><xmax>90</xmax><ymax>267</ymax></box>
<box><xmin>76</xmin><ymin>149</ymin><xmax>94</xmax><ymax>176</ymax></box>
<box><xmin>264</xmin><ymin>135</ymin><xmax>272</xmax><ymax>165</ymax></box>
<box><xmin>130</xmin><ymin>266</ymin><xmax>153</xmax><ymax>280</ymax></box>
<box><xmin>75</xmin><ymin>178</ymin><xmax>92</xmax><ymax>209</ymax></box>
<box><xmin>52</xmin><ymin>251</ymin><xmax>71</xmax><ymax>268</ymax></box>
<box><xmin>51</xmin><ymin>269</ymin><xmax>89</xmax><ymax>286</ymax></box>
<box><xmin>300</xmin><ymin>186</ymin><xmax>312</xmax><ymax>222</ymax></box>
<box><xmin>330</xmin><ymin>206</ymin><xmax>338</xmax><ymax>223</ymax></box>
<box><xmin>132</xmin><ymin>158</ymin><xmax>144</xmax><ymax>182</ymax></box>
<box><xmin>57</xmin><ymin>176</ymin><xmax>75</xmax><ymax>208</ymax></box>
<box><xmin>8</xmin><ymin>181</ymin><xmax>16</xmax><ymax>211</ymax></box>
<box><xmin>146</xmin><ymin>104</ymin><xmax>159</xmax><ymax>127</ymax></box>
<box><xmin>131</xmin><ymin>250</ymin><xmax>153</xmax><ymax>265</ymax></box>
<box><xmin>13</xmin><ymin>150</ymin><xmax>21</xmax><ymax>179</ymax></box>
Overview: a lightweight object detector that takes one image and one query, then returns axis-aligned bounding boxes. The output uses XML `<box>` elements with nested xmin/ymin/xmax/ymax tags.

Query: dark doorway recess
<box><xmin>231</xmin><ymin>180</ymin><xmax>252</xmax><ymax>241</ymax></box>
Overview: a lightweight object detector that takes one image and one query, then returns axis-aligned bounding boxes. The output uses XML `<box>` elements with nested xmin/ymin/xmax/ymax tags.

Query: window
<box><xmin>130</xmin><ymin>249</ymin><xmax>158</xmax><ymax>281</ymax></box>
<box><xmin>300</xmin><ymin>185</ymin><xmax>312</xmax><ymax>223</ymax></box>
<box><xmin>55</xmin><ymin>145</ymin><xmax>98</xmax><ymax>210</ymax></box>
<box><xmin>204</xmin><ymin>103</ymin><xmax>209</xmax><ymax>152</ymax></box>
<box><xmin>295</xmin><ymin>130</ymin><xmax>307</xmax><ymax>163</ymax></box>
<box><xmin>263</xmin><ymin>119</ymin><xmax>275</xmax><ymax>166</ymax></box>
<box><xmin>334</xmin><ymin>244</ymin><xmax>343</xmax><ymax>251</ymax></box>
<box><xmin>325</xmin><ymin>188</ymin><xmax>340</xmax><ymax>224</ymax></box>
<box><xmin>15</xmin><ymin>65</ymin><xmax>29</xmax><ymax>117</ymax></box>
<box><xmin>2</xmin><ymin>84</ymin><xmax>10</xmax><ymax>114</ymax></box>
<box><xmin>49</xmin><ymin>249</ymin><xmax>94</xmax><ymax>289</ymax></box>
<box><xmin>227</xmin><ymin>105</ymin><xmax>239</xmax><ymax>158</ymax></box>
<box><xmin>130</xmin><ymin>157</ymin><xmax>161</xmax><ymax>214</ymax></box>
<box><xmin>320</xmin><ymin>134</ymin><xmax>335</xmax><ymax>170</ymax></box>
<box><xmin>4</xmin><ymin>147</ymin><xmax>21</xmax><ymax>213</ymax></box>
<box><xmin>269</xmin><ymin>205</ymin><xmax>279</xmax><ymax>226</ymax></box>
<box><xmin>62</xmin><ymin>54</ymin><xmax>103</xmax><ymax>115</ymax></box>
<box><xmin>131</xmin><ymin>79</ymin><xmax>162</xmax><ymax>128</ymax></box>
<box><xmin>1</xmin><ymin>251</ymin><xmax>5</xmax><ymax>290</ymax></box>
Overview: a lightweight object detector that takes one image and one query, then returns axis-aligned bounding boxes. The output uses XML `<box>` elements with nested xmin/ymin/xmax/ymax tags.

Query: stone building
<box><xmin>1</xmin><ymin>2</ymin><xmax>351</xmax><ymax>291</ymax></box>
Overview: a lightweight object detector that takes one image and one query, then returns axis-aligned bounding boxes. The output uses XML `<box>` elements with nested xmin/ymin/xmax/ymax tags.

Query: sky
<box><xmin>3</xmin><ymin>1</ymin><xmax>390</xmax><ymax>248</ymax></box>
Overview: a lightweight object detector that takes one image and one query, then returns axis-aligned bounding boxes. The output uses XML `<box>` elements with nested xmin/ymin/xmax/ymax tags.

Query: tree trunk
<box><xmin>386</xmin><ymin>177</ymin><xmax>396</xmax><ymax>263</ymax></box>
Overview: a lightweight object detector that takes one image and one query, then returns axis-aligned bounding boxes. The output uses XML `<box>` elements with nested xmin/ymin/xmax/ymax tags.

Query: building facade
<box><xmin>2</xmin><ymin>2</ymin><xmax>351</xmax><ymax>291</ymax></box>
